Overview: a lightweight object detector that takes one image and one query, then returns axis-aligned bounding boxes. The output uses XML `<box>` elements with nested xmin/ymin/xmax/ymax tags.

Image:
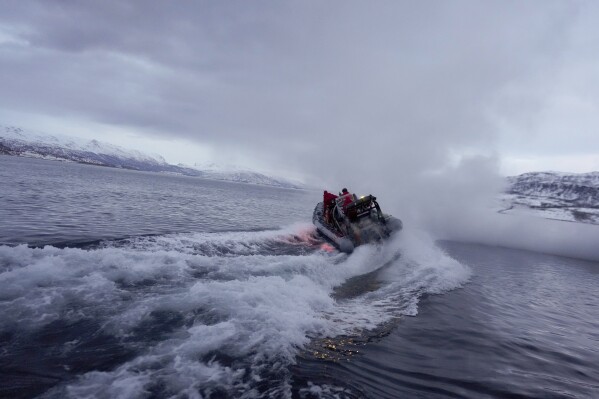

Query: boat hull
<box><xmin>312</xmin><ymin>202</ymin><xmax>402</xmax><ymax>253</ymax></box>
<box><xmin>313</xmin><ymin>202</ymin><xmax>355</xmax><ymax>253</ymax></box>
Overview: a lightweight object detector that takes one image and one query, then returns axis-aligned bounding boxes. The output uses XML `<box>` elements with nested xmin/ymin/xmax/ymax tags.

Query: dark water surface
<box><xmin>1</xmin><ymin>156</ymin><xmax>598</xmax><ymax>398</ymax></box>
<box><xmin>295</xmin><ymin>242</ymin><xmax>599</xmax><ymax>398</ymax></box>
<box><xmin>0</xmin><ymin>156</ymin><xmax>312</xmax><ymax>246</ymax></box>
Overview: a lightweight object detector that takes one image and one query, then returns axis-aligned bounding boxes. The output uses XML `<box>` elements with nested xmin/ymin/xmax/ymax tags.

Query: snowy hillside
<box><xmin>189</xmin><ymin>162</ymin><xmax>304</xmax><ymax>189</ymax></box>
<box><xmin>501</xmin><ymin>171</ymin><xmax>599</xmax><ymax>224</ymax></box>
<box><xmin>0</xmin><ymin>125</ymin><xmax>175</xmax><ymax>171</ymax></box>
<box><xmin>0</xmin><ymin>125</ymin><xmax>303</xmax><ymax>189</ymax></box>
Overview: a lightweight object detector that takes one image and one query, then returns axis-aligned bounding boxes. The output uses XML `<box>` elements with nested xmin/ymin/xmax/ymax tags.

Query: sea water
<box><xmin>1</xmin><ymin>155</ymin><xmax>597</xmax><ymax>398</ymax></box>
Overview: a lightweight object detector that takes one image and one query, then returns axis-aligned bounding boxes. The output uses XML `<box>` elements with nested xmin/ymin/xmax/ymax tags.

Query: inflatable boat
<box><xmin>312</xmin><ymin>193</ymin><xmax>402</xmax><ymax>253</ymax></box>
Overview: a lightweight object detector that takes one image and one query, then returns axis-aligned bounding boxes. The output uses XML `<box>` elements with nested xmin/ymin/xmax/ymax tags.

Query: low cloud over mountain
<box><xmin>0</xmin><ymin>125</ymin><xmax>303</xmax><ymax>189</ymax></box>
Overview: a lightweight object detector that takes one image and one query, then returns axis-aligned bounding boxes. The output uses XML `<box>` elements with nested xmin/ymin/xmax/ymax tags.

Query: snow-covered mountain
<box><xmin>501</xmin><ymin>171</ymin><xmax>599</xmax><ymax>224</ymax></box>
<box><xmin>188</xmin><ymin>162</ymin><xmax>304</xmax><ymax>189</ymax></box>
<box><xmin>0</xmin><ymin>125</ymin><xmax>303</xmax><ymax>189</ymax></box>
<box><xmin>0</xmin><ymin>125</ymin><xmax>175</xmax><ymax>171</ymax></box>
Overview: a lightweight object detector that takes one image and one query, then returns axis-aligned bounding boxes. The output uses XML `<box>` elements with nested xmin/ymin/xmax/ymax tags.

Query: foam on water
<box><xmin>0</xmin><ymin>224</ymin><xmax>470</xmax><ymax>398</ymax></box>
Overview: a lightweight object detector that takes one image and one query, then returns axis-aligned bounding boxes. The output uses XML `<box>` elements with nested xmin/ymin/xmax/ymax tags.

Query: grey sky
<box><xmin>1</xmin><ymin>1</ymin><xmax>598</xmax><ymax>186</ymax></box>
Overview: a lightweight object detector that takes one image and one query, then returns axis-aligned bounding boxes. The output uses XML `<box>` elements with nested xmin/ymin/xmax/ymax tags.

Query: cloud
<box><xmin>1</xmin><ymin>2</ymin><xmax>583</xmax><ymax>171</ymax></box>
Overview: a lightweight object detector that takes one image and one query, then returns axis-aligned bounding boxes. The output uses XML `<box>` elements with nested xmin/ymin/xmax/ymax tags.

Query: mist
<box><xmin>379</xmin><ymin>155</ymin><xmax>599</xmax><ymax>262</ymax></box>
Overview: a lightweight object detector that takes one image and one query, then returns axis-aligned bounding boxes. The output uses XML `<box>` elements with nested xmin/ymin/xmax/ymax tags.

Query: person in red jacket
<box><xmin>340</xmin><ymin>188</ymin><xmax>354</xmax><ymax>208</ymax></box>
<box><xmin>323</xmin><ymin>190</ymin><xmax>338</xmax><ymax>223</ymax></box>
